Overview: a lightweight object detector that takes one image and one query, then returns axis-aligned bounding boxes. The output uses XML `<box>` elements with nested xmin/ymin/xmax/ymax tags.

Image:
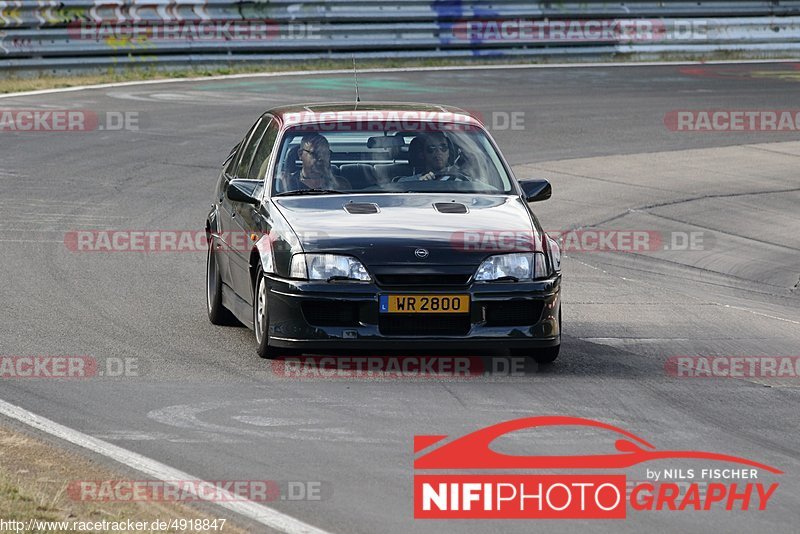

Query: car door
<box><xmin>218</xmin><ymin>117</ymin><xmax>265</xmax><ymax>296</ymax></box>
<box><xmin>211</xmin><ymin>145</ymin><xmax>239</xmax><ymax>285</ymax></box>
<box><xmin>227</xmin><ymin>116</ymin><xmax>277</xmax><ymax>302</ymax></box>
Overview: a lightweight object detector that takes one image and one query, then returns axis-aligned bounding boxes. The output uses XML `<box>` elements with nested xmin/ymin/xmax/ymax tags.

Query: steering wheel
<box><xmin>435</xmin><ymin>169</ymin><xmax>473</xmax><ymax>182</ymax></box>
<box><xmin>391</xmin><ymin>169</ymin><xmax>473</xmax><ymax>183</ymax></box>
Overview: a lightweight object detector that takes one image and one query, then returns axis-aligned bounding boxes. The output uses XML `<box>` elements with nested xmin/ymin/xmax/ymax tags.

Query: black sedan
<box><xmin>205</xmin><ymin>103</ymin><xmax>562</xmax><ymax>362</ymax></box>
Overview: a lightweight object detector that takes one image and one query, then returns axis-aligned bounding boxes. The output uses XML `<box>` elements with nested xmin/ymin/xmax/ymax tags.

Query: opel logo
<box><xmin>414</xmin><ymin>248</ymin><xmax>429</xmax><ymax>259</ymax></box>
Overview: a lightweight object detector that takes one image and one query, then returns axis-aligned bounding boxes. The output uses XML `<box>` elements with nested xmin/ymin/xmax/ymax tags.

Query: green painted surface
<box><xmin>196</xmin><ymin>76</ymin><xmax>444</xmax><ymax>94</ymax></box>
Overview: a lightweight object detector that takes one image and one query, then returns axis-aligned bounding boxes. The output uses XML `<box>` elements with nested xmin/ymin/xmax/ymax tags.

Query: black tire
<box><xmin>510</xmin><ymin>309</ymin><xmax>561</xmax><ymax>364</ymax></box>
<box><xmin>534</xmin><ymin>344</ymin><xmax>561</xmax><ymax>364</ymax></box>
<box><xmin>253</xmin><ymin>265</ymin><xmax>281</xmax><ymax>359</ymax></box>
<box><xmin>206</xmin><ymin>243</ymin><xmax>238</xmax><ymax>326</ymax></box>
<box><xmin>510</xmin><ymin>344</ymin><xmax>560</xmax><ymax>364</ymax></box>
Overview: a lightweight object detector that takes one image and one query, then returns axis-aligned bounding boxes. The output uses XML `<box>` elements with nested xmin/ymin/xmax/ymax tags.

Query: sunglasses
<box><xmin>301</xmin><ymin>148</ymin><xmax>329</xmax><ymax>158</ymax></box>
<box><xmin>425</xmin><ymin>144</ymin><xmax>449</xmax><ymax>154</ymax></box>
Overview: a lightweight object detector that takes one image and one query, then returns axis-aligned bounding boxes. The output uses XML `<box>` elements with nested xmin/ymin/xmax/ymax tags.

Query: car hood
<box><xmin>272</xmin><ymin>194</ymin><xmax>540</xmax><ymax>267</ymax></box>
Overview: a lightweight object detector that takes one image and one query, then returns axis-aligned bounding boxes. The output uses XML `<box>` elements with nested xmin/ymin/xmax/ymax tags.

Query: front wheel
<box><xmin>533</xmin><ymin>344</ymin><xmax>560</xmax><ymax>364</ymax></box>
<box><xmin>510</xmin><ymin>309</ymin><xmax>561</xmax><ymax>364</ymax></box>
<box><xmin>253</xmin><ymin>265</ymin><xmax>281</xmax><ymax>359</ymax></box>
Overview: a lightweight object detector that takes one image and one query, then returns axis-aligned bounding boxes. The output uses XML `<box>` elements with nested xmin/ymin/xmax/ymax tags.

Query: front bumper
<box><xmin>265</xmin><ymin>274</ymin><xmax>561</xmax><ymax>351</ymax></box>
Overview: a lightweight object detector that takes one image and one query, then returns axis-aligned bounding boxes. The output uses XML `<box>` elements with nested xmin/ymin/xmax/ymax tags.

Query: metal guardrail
<box><xmin>1</xmin><ymin>1</ymin><xmax>799</xmax><ymax>73</ymax></box>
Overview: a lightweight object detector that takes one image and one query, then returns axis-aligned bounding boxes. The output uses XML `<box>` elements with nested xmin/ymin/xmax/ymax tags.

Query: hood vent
<box><xmin>344</xmin><ymin>202</ymin><xmax>380</xmax><ymax>214</ymax></box>
<box><xmin>434</xmin><ymin>202</ymin><xmax>468</xmax><ymax>214</ymax></box>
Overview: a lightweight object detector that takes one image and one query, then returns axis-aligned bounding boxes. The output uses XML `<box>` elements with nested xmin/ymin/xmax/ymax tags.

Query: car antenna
<box><xmin>352</xmin><ymin>56</ymin><xmax>361</xmax><ymax>108</ymax></box>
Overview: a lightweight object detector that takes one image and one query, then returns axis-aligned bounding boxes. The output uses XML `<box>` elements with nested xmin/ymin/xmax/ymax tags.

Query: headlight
<box><xmin>475</xmin><ymin>252</ymin><xmax>550</xmax><ymax>281</ymax></box>
<box><xmin>289</xmin><ymin>254</ymin><xmax>371</xmax><ymax>281</ymax></box>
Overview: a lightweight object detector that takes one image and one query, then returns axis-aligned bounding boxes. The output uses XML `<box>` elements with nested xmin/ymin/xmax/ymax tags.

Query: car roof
<box><xmin>264</xmin><ymin>102</ymin><xmax>484</xmax><ymax>128</ymax></box>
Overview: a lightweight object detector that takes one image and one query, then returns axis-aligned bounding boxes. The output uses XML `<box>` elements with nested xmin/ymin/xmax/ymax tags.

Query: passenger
<box><xmin>283</xmin><ymin>133</ymin><xmax>350</xmax><ymax>191</ymax></box>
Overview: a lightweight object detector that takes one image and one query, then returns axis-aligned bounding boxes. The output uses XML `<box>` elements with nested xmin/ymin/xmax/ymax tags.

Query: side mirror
<box><xmin>518</xmin><ymin>179</ymin><xmax>552</xmax><ymax>202</ymax></box>
<box><xmin>226</xmin><ymin>179</ymin><xmax>260</xmax><ymax>205</ymax></box>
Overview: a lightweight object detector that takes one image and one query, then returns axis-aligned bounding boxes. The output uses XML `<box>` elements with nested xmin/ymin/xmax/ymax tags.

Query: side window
<box><xmin>223</xmin><ymin>142</ymin><xmax>239</xmax><ymax>176</ymax></box>
<box><xmin>230</xmin><ymin>121</ymin><xmax>258</xmax><ymax>177</ymax></box>
<box><xmin>236</xmin><ymin>117</ymin><xmax>269</xmax><ymax>178</ymax></box>
<box><xmin>248</xmin><ymin>119</ymin><xmax>279</xmax><ymax>181</ymax></box>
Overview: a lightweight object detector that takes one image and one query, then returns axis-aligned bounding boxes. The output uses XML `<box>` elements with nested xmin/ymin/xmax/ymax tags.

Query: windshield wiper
<box><xmin>275</xmin><ymin>188</ymin><xmax>345</xmax><ymax>197</ymax></box>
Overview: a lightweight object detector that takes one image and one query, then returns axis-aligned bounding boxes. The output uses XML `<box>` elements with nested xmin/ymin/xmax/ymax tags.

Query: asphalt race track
<box><xmin>1</xmin><ymin>62</ymin><xmax>799</xmax><ymax>533</ymax></box>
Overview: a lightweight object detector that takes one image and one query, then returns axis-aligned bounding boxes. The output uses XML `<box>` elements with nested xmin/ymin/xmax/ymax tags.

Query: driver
<box><xmin>282</xmin><ymin>133</ymin><xmax>350</xmax><ymax>191</ymax></box>
<box><xmin>396</xmin><ymin>132</ymin><xmax>463</xmax><ymax>182</ymax></box>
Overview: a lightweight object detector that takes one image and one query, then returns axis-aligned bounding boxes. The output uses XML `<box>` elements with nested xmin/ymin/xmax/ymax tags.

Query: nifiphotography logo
<box><xmin>413</xmin><ymin>416</ymin><xmax>781</xmax><ymax>519</ymax></box>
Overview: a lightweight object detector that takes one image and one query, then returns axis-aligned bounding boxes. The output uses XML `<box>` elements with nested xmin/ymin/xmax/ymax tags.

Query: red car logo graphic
<box><xmin>414</xmin><ymin>416</ymin><xmax>782</xmax><ymax>473</ymax></box>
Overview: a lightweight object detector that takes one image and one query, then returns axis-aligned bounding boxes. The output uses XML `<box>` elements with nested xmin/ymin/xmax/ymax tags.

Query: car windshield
<box><xmin>271</xmin><ymin>122</ymin><xmax>514</xmax><ymax>195</ymax></box>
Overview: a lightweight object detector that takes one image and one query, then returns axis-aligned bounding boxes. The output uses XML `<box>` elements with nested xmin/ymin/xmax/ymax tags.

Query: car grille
<box><xmin>302</xmin><ymin>301</ymin><xmax>360</xmax><ymax>327</ymax></box>
<box><xmin>379</xmin><ymin>314</ymin><xmax>471</xmax><ymax>336</ymax></box>
<box><xmin>484</xmin><ymin>300</ymin><xmax>544</xmax><ymax>327</ymax></box>
<box><xmin>374</xmin><ymin>274</ymin><xmax>471</xmax><ymax>287</ymax></box>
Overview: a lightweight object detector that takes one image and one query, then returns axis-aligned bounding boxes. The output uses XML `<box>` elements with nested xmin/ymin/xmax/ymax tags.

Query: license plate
<box><xmin>379</xmin><ymin>295</ymin><xmax>469</xmax><ymax>314</ymax></box>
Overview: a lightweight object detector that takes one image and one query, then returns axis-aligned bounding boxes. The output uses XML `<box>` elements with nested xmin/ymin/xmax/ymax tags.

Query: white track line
<box><xmin>0</xmin><ymin>398</ymin><xmax>331</xmax><ymax>534</ymax></box>
<box><xmin>1</xmin><ymin>59</ymin><xmax>797</xmax><ymax>100</ymax></box>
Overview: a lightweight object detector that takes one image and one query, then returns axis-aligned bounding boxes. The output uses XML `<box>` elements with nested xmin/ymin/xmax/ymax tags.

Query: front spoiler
<box><xmin>264</xmin><ymin>273</ymin><xmax>561</xmax><ymax>352</ymax></box>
